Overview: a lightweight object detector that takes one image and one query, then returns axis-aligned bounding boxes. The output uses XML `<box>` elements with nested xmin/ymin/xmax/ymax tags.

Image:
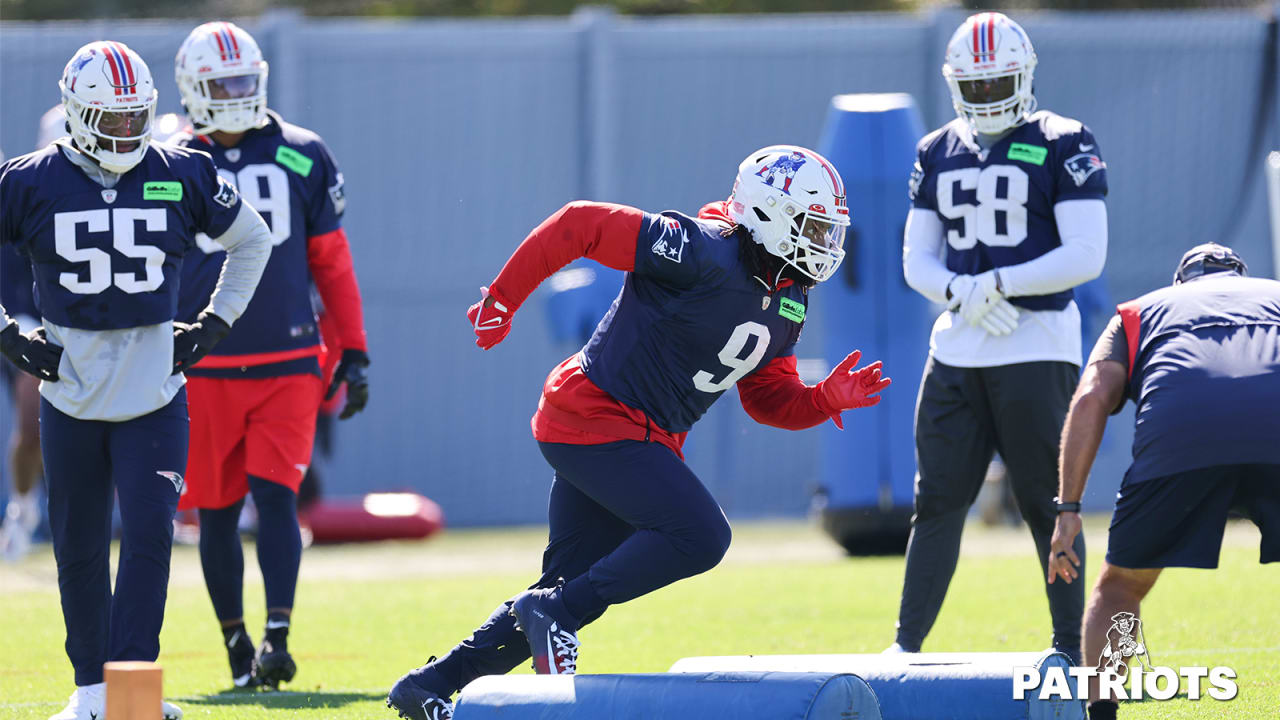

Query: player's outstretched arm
<box><xmin>308</xmin><ymin>228</ymin><xmax>371</xmax><ymax>419</ymax></box>
<box><xmin>738</xmin><ymin>350</ymin><xmax>890</xmax><ymax>431</ymax></box>
<box><xmin>0</xmin><ymin>306</ymin><xmax>61</xmax><ymax>381</ymax></box>
<box><xmin>467</xmin><ymin>201</ymin><xmax>644</xmax><ymax>349</ymax></box>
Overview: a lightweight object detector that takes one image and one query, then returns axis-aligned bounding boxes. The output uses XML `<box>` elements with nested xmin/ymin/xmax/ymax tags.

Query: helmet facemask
<box><xmin>183</xmin><ymin>69</ymin><xmax>268</xmax><ymax>134</ymax></box>
<box><xmin>944</xmin><ymin>62</ymin><xmax>1036</xmax><ymax>136</ymax></box>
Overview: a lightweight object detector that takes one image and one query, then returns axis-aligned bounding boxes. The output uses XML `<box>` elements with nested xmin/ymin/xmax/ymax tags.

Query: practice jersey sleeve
<box><xmin>187</xmin><ymin>152</ymin><xmax>244</xmax><ymax>239</ymax></box>
<box><xmin>631</xmin><ymin>211</ymin><xmax>704</xmax><ymax>289</ymax></box>
<box><xmin>305</xmin><ymin>140</ymin><xmax>345</xmax><ymax>237</ymax></box>
<box><xmin>490</xmin><ymin>201</ymin><xmax>644</xmax><ymax>309</ymax></box>
<box><xmin>0</xmin><ymin>161</ymin><xmax>23</xmax><ymax>249</ymax></box>
<box><xmin>736</xmin><ymin>354</ymin><xmax>834</xmax><ymax>430</ymax></box>
<box><xmin>1053</xmin><ymin>125</ymin><xmax>1108</xmax><ymax>202</ymax></box>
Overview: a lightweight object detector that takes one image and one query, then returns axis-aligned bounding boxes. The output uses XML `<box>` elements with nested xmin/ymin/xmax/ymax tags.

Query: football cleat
<box><xmin>48</xmin><ymin>683</ymin><xmax>103</xmax><ymax>720</ymax></box>
<box><xmin>224</xmin><ymin>626</ymin><xmax>260</xmax><ymax>689</ymax></box>
<box><xmin>387</xmin><ymin>657</ymin><xmax>454</xmax><ymax>720</ymax></box>
<box><xmin>47</xmin><ymin>684</ymin><xmax>182</xmax><ymax>720</ymax></box>
<box><xmin>510</xmin><ymin>586</ymin><xmax>580</xmax><ymax>675</ymax></box>
<box><xmin>253</xmin><ymin>625</ymin><xmax>296</xmax><ymax>689</ymax></box>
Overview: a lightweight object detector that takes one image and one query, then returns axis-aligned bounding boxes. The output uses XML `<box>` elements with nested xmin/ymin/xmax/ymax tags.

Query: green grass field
<box><xmin>2</xmin><ymin>518</ymin><xmax>1276</xmax><ymax>719</ymax></box>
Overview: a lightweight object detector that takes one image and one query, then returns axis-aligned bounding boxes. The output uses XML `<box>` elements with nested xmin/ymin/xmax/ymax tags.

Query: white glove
<box><xmin>948</xmin><ymin>271</ymin><xmax>1020</xmax><ymax>336</ymax></box>
<box><xmin>978</xmin><ymin>298</ymin><xmax>1020</xmax><ymax>336</ymax></box>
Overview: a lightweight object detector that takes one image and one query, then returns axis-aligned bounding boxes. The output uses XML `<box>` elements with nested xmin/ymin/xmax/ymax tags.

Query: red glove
<box><xmin>813</xmin><ymin>350</ymin><xmax>891</xmax><ymax>429</ymax></box>
<box><xmin>466</xmin><ymin>286</ymin><xmax>516</xmax><ymax>350</ymax></box>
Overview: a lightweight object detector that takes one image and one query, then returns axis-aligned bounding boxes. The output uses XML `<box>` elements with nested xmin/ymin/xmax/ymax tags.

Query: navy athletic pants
<box><xmin>430</xmin><ymin>440</ymin><xmax>732</xmax><ymax>693</ymax></box>
<box><xmin>42</xmin><ymin>389</ymin><xmax>188</xmax><ymax>687</ymax></box>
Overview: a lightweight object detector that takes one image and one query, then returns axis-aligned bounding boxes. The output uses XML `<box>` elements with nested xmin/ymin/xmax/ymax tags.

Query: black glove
<box><xmin>325</xmin><ymin>349</ymin><xmax>370</xmax><ymax>420</ymax></box>
<box><xmin>172</xmin><ymin>312</ymin><xmax>231</xmax><ymax>374</ymax></box>
<box><xmin>0</xmin><ymin>320</ymin><xmax>62</xmax><ymax>381</ymax></box>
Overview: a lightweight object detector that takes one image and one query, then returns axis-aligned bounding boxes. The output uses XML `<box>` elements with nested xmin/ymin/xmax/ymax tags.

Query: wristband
<box><xmin>1054</xmin><ymin>497</ymin><xmax>1081</xmax><ymax>513</ymax></box>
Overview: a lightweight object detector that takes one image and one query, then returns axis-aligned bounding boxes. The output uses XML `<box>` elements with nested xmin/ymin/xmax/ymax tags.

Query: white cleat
<box><xmin>162</xmin><ymin>699</ymin><xmax>184</xmax><ymax>719</ymax></box>
<box><xmin>48</xmin><ymin>683</ymin><xmax>103</xmax><ymax>720</ymax></box>
<box><xmin>882</xmin><ymin>642</ymin><xmax>909</xmax><ymax>654</ymax></box>
<box><xmin>46</xmin><ymin>683</ymin><xmax>183</xmax><ymax>719</ymax></box>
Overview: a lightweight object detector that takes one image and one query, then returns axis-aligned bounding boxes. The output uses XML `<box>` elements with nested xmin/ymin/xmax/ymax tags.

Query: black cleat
<box><xmin>387</xmin><ymin>657</ymin><xmax>454</xmax><ymax>720</ymax></box>
<box><xmin>253</xmin><ymin>622</ymin><xmax>297</xmax><ymax>690</ymax></box>
<box><xmin>510</xmin><ymin>585</ymin><xmax>579</xmax><ymax>675</ymax></box>
<box><xmin>224</xmin><ymin>625</ymin><xmax>261</xmax><ymax>689</ymax></box>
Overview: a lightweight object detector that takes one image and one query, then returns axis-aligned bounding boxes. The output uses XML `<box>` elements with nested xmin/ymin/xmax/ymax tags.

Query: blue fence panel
<box><xmin>0</xmin><ymin>9</ymin><xmax>1275</xmax><ymax>524</ymax></box>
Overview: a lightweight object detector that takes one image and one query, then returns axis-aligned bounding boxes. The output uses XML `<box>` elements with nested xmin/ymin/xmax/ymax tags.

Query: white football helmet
<box><xmin>58</xmin><ymin>41</ymin><xmax>157</xmax><ymax>174</ymax></box>
<box><xmin>175</xmin><ymin>21</ymin><xmax>269</xmax><ymax>133</ymax></box>
<box><xmin>942</xmin><ymin>12</ymin><xmax>1037</xmax><ymax>135</ymax></box>
<box><xmin>728</xmin><ymin>145</ymin><xmax>849</xmax><ymax>284</ymax></box>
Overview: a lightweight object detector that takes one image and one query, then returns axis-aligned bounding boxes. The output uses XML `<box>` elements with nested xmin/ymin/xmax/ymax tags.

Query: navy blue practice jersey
<box><xmin>0</xmin><ymin>143</ymin><xmax>241</xmax><ymax>330</ymax></box>
<box><xmin>176</xmin><ymin>110</ymin><xmax>344</xmax><ymax>358</ymax></box>
<box><xmin>909</xmin><ymin>110</ymin><xmax>1108</xmax><ymax>311</ymax></box>
<box><xmin>581</xmin><ymin>212</ymin><xmax>806</xmax><ymax>433</ymax></box>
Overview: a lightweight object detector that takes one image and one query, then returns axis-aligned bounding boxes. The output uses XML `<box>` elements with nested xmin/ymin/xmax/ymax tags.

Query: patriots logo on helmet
<box><xmin>1064</xmin><ymin>153</ymin><xmax>1105</xmax><ymax>187</ymax></box>
<box><xmin>755</xmin><ymin>151</ymin><xmax>807</xmax><ymax>195</ymax></box>
<box><xmin>65</xmin><ymin>49</ymin><xmax>97</xmax><ymax>91</ymax></box>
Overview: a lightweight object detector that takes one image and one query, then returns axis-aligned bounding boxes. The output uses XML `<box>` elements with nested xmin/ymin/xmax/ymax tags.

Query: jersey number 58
<box><xmin>936</xmin><ymin>165</ymin><xmax>1029</xmax><ymax>250</ymax></box>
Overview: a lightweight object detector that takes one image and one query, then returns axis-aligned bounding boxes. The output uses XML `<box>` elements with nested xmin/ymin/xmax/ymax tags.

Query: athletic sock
<box><xmin>222</xmin><ymin>621</ymin><xmax>248</xmax><ymax>643</ymax></box>
<box><xmin>1088</xmin><ymin>700</ymin><xmax>1118</xmax><ymax>720</ymax></box>
<box><xmin>198</xmin><ymin>500</ymin><xmax>247</xmax><ymax>621</ymax></box>
<box><xmin>249</xmin><ymin>475</ymin><xmax>302</xmax><ymax>611</ymax></box>
<box><xmin>264</xmin><ymin>611</ymin><xmax>290</xmax><ymax>653</ymax></box>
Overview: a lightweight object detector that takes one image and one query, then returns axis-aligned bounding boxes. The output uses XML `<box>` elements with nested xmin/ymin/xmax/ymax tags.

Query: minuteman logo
<box><xmin>1013</xmin><ymin>614</ymin><xmax>1238</xmax><ymax>703</ymax></box>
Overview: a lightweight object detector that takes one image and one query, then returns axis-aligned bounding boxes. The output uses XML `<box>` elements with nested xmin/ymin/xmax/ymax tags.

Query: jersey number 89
<box><xmin>936</xmin><ymin>165</ymin><xmax>1029</xmax><ymax>250</ymax></box>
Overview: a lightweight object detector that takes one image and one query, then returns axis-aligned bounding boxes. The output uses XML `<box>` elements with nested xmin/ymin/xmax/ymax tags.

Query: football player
<box><xmin>171</xmin><ymin>21</ymin><xmax>370</xmax><ymax>690</ymax></box>
<box><xmin>894</xmin><ymin>12</ymin><xmax>1107</xmax><ymax>664</ymax></box>
<box><xmin>1049</xmin><ymin>244</ymin><xmax>1280</xmax><ymax>720</ymax></box>
<box><xmin>0</xmin><ymin>41</ymin><xmax>271</xmax><ymax>720</ymax></box>
<box><xmin>387</xmin><ymin>146</ymin><xmax>891</xmax><ymax>720</ymax></box>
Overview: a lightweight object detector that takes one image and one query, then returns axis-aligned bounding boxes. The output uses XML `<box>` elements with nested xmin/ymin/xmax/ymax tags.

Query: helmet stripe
<box><xmin>813</xmin><ymin>154</ymin><xmax>844</xmax><ymax>201</ymax></box>
<box><xmin>986</xmin><ymin>15</ymin><xmax>995</xmax><ymax>62</ymax></box>
<box><xmin>111</xmin><ymin>42</ymin><xmax>136</xmax><ymax>93</ymax></box>
<box><xmin>213</xmin><ymin>27</ymin><xmax>228</xmax><ymax>60</ymax></box>
<box><xmin>101</xmin><ymin>43</ymin><xmax>125</xmax><ymax>96</ymax></box>
<box><xmin>224</xmin><ymin>23</ymin><xmax>240</xmax><ymax>59</ymax></box>
<box><xmin>971</xmin><ymin>20</ymin><xmax>980</xmax><ymax>63</ymax></box>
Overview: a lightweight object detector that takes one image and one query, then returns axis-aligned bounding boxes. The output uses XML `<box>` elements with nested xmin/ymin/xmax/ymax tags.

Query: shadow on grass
<box><xmin>178</xmin><ymin>688</ymin><xmax>384</xmax><ymax>710</ymax></box>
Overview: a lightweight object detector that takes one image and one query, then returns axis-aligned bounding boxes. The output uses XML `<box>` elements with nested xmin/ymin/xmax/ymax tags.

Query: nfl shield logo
<box><xmin>101</xmin><ymin>189</ymin><xmax>117</xmax><ymax>204</ymax></box>
<box><xmin>225</xmin><ymin>148</ymin><xmax>241</xmax><ymax>163</ymax></box>
<box><xmin>762</xmin><ymin>296</ymin><xmax>771</xmax><ymax>310</ymax></box>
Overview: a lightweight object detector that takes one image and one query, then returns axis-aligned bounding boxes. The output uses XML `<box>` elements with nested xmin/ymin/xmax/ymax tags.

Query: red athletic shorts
<box><xmin>179</xmin><ymin>374</ymin><xmax>324</xmax><ymax>510</ymax></box>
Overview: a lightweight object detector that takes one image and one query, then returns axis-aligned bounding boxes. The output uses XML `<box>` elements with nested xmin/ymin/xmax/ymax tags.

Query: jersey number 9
<box><xmin>692</xmin><ymin>321</ymin><xmax>771</xmax><ymax>394</ymax></box>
